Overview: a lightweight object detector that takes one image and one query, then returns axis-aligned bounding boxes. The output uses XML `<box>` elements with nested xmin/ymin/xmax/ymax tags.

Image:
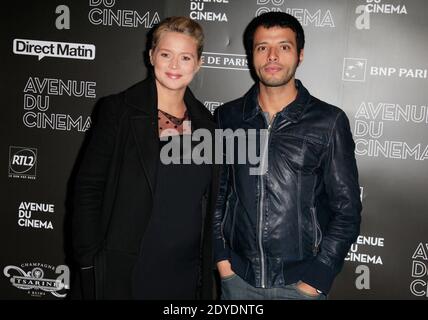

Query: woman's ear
<box><xmin>149</xmin><ymin>49</ymin><xmax>154</xmax><ymax>66</ymax></box>
<box><xmin>195</xmin><ymin>56</ymin><xmax>203</xmax><ymax>72</ymax></box>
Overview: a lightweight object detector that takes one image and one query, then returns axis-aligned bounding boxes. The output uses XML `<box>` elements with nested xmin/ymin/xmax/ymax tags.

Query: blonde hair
<box><xmin>151</xmin><ymin>16</ymin><xmax>204</xmax><ymax>59</ymax></box>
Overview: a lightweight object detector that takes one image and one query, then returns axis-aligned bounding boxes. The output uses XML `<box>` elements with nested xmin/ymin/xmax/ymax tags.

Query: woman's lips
<box><xmin>166</xmin><ymin>72</ymin><xmax>182</xmax><ymax>79</ymax></box>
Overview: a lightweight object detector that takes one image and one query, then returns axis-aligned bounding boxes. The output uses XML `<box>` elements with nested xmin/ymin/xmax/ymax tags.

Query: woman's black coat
<box><xmin>72</xmin><ymin>77</ymin><xmax>217</xmax><ymax>299</ymax></box>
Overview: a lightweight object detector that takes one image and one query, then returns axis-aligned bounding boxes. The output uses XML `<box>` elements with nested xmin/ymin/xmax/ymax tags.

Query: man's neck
<box><xmin>258</xmin><ymin>79</ymin><xmax>298</xmax><ymax>120</ymax></box>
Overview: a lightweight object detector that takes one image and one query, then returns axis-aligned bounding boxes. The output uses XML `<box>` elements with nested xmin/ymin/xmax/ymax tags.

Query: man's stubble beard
<box><xmin>256</xmin><ymin>59</ymin><xmax>299</xmax><ymax>88</ymax></box>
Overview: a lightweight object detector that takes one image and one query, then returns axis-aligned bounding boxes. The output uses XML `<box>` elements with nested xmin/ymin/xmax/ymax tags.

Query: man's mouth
<box><xmin>263</xmin><ymin>64</ymin><xmax>282</xmax><ymax>74</ymax></box>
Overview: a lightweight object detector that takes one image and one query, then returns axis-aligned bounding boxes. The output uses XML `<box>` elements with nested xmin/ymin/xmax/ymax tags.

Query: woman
<box><xmin>72</xmin><ymin>17</ymin><xmax>216</xmax><ymax>300</ymax></box>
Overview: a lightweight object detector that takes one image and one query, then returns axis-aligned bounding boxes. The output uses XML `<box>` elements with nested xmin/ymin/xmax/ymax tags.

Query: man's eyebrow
<box><xmin>254</xmin><ymin>40</ymin><xmax>295</xmax><ymax>46</ymax></box>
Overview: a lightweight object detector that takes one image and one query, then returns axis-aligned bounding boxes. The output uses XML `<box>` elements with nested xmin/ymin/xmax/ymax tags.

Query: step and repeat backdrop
<box><xmin>1</xmin><ymin>0</ymin><xmax>427</xmax><ymax>299</ymax></box>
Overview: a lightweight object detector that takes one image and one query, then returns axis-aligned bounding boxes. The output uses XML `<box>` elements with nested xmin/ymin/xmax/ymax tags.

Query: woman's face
<box><xmin>150</xmin><ymin>31</ymin><xmax>201</xmax><ymax>93</ymax></box>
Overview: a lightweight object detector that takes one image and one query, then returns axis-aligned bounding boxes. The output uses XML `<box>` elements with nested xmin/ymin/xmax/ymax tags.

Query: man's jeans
<box><xmin>221</xmin><ymin>274</ymin><xmax>327</xmax><ymax>300</ymax></box>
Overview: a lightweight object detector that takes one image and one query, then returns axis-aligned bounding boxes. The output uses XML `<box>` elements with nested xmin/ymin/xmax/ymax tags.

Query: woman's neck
<box><xmin>155</xmin><ymin>82</ymin><xmax>187</xmax><ymax>118</ymax></box>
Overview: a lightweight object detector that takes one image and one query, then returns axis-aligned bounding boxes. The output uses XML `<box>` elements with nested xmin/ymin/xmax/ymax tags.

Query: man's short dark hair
<box><xmin>244</xmin><ymin>12</ymin><xmax>305</xmax><ymax>58</ymax></box>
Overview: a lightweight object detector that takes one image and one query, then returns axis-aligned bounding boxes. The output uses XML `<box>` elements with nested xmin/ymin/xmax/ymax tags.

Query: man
<box><xmin>213</xmin><ymin>12</ymin><xmax>362</xmax><ymax>300</ymax></box>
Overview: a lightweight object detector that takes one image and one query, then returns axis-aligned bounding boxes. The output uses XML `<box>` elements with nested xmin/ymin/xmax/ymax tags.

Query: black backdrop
<box><xmin>1</xmin><ymin>0</ymin><xmax>427</xmax><ymax>299</ymax></box>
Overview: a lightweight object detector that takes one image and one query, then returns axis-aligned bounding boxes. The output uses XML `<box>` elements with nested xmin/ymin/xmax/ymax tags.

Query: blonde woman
<box><xmin>72</xmin><ymin>17</ymin><xmax>215</xmax><ymax>300</ymax></box>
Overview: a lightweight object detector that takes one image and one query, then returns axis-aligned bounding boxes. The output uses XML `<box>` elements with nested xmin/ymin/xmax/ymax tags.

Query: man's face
<box><xmin>252</xmin><ymin>26</ymin><xmax>303</xmax><ymax>88</ymax></box>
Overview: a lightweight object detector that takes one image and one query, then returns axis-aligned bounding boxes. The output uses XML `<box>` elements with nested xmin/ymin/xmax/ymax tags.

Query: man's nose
<box><xmin>267</xmin><ymin>48</ymin><xmax>278</xmax><ymax>62</ymax></box>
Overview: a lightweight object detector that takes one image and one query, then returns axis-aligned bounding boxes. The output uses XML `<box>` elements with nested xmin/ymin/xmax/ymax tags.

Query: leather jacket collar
<box><xmin>242</xmin><ymin>79</ymin><xmax>312</xmax><ymax>123</ymax></box>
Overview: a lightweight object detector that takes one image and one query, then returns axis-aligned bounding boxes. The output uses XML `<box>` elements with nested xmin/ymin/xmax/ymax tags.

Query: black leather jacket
<box><xmin>213</xmin><ymin>80</ymin><xmax>362</xmax><ymax>294</ymax></box>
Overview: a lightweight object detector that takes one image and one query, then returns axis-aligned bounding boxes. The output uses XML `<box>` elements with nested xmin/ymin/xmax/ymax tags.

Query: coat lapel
<box><xmin>124</xmin><ymin>77</ymin><xmax>216</xmax><ymax>196</ymax></box>
<box><xmin>125</xmin><ymin>77</ymin><xmax>159</xmax><ymax>196</ymax></box>
<box><xmin>130</xmin><ymin>116</ymin><xmax>159</xmax><ymax>196</ymax></box>
<box><xmin>184</xmin><ymin>88</ymin><xmax>216</xmax><ymax>132</ymax></box>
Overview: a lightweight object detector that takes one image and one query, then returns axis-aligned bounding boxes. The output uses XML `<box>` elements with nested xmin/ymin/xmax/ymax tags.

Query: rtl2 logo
<box><xmin>8</xmin><ymin>146</ymin><xmax>37</xmax><ymax>179</ymax></box>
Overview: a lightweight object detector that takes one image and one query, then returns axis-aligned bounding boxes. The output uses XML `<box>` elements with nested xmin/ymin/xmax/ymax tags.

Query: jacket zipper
<box><xmin>258</xmin><ymin>113</ymin><xmax>276</xmax><ymax>288</ymax></box>
<box><xmin>229</xmin><ymin>199</ymin><xmax>239</xmax><ymax>249</ymax></box>
<box><xmin>220</xmin><ymin>196</ymin><xmax>231</xmax><ymax>248</ymax></box>
<box><xmin>310</xmin><ymin>207</ymin><xmax>322</xmax><ymax>255</ymax></box>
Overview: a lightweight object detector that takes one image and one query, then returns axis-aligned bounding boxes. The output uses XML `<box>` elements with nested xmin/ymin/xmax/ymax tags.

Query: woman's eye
<box><xmin>182</xmin><ymin>56</ymin><xmax>191</xmax><ymax>61</ymax></box>
<box><xmin>257</xmin><ymin>46</ymin><xmax>266</xmax><ymax>52</ymax></box>
<box><xmin>160</xmin><ymin>52</ymin><xmax>169</xmax><ymax>58</ymax></box>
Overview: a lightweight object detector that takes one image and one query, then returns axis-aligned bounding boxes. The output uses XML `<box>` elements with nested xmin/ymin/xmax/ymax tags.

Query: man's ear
<box><xmin>298</xmin><ymin>49</ymin><xmax>304</xmax><ymax>66</ymax></box>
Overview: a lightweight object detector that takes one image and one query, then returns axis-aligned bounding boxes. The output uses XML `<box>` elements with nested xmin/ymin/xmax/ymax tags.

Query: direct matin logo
<box><xmin>13</xmin><ymin>39</ymin><xmax>95</xmax><ymax>61</ymax></box>
<box><xmin>8</xmin><ymin>146</ymin><xmax>37</xmax><ymax>179</ymax></box>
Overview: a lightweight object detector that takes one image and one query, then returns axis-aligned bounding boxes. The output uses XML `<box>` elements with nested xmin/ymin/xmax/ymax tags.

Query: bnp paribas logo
<box><xmin>3</xmin><ymin>263</ymin><xmax>70</xmax><ymax>298</ymax></box>
<box><xmin>342</xmin><ymin>58</ymin><xmax>367</xmax><ymax>82</ymax></box>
